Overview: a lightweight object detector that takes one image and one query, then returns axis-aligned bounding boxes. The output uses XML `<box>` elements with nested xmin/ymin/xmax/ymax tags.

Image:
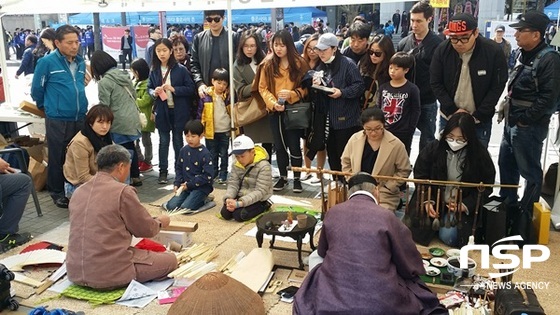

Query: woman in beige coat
<box><xmin>341</xmin><ymin>107</ymin><xmax>411</xmax><ymax>211</ymax></box>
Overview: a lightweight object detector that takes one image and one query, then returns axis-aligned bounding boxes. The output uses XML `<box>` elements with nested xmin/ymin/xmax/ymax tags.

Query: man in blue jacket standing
<box><xmin>15</xmin><ymin>34</ymin><xmax>37</xmax><ymax>79</ymax></box>
<box><xmin>31</xmin><ymin>25</ymin><xmax>89</xmax><ymax>208</ymax></box>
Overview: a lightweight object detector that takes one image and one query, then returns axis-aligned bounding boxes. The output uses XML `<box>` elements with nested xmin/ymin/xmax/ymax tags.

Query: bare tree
<box><xmin>339</xmin><ymin>5</ymin><xmax>362</xmax><ymax>21</ymax></box>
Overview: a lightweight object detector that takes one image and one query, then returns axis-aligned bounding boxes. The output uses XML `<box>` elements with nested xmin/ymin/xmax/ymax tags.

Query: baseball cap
<box><xmin>509</xmin><ymin>11</ymin><xmax>550</xmax><ymax>37</ymax></box>
<box><xmin>231</xmin><ymin>135</ymin><xmax>254</xmax><ymax>155</ymax></box>
<box><xmin>444</xmin><ymin>13</ymin><xmax>478</xmax><ymax>36</ymax></box>
<box><xmin>314</xmin><ymin>33</ymin><xmax>338</xmax><ymax>51</ymax></box>
<box><xmin>495</xmin><ymin>25</ymin><xmax>505</xmax><ymax>32</ymax></box>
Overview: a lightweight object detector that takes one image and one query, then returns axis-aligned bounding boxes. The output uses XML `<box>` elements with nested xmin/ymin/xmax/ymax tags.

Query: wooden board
<box><xmin>161</xmin><ymin>221</ymin><xmax>198</xmax><ymax>232</ymax></box>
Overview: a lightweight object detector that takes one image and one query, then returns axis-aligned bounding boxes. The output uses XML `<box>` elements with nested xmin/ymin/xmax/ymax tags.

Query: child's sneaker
<box><xmin>293</xmin><ymin>179</ymin><xmax>303</xmax><ymax>193</ymax></box>
<box><xmin>139</xmin><ymin>161</ymin><xmax>153</xmax><ymax>173</ymax></box>
<box><xmin>158</xmin><ymin>172</ymin><xmax>168</xmax><ymax>184</ymax></box>
<box><xmin>273</xmin><ymin>177</ymin><xmax>288</xmax><ymax>191</ymax></box>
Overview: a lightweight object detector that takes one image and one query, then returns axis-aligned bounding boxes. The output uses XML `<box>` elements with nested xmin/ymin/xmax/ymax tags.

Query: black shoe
<box><xmin>293</xmin><ymin>179</ymin><xmax>303</xmax><ymax>193</ymax></box>
<box><xmin>158</xmin><ymin>172</ymin><xmax>168</xmax><ymax>184</ymax></box>
<box><xmin>0</xmin><ymin>232</ymin><xmax>32</xmax><ymax>250</ymax></box>
<box><xmin>54</xmin><ymin>197</ymin><xmax>69</xmax><ymax>208</ymax></box>
<box><xmin>273</xmin><ymin>177</ymin><xmax>288</xmax><ymax>191</ymax></box>
<box><xmin>131</xmin><ymin>177</ymin><xmax>143</xmax><ymax>187</ymax></box>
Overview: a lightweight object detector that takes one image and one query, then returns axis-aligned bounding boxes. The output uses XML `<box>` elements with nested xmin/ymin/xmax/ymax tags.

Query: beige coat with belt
<box><xmin>341</xmin><ymin>130</ymin><xmax>411</xmax><ymax>210</ymax></box>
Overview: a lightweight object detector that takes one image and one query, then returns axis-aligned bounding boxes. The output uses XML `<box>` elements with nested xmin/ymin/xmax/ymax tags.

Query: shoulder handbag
<box><xmin>234</xmin><ymin>97</ymin><xmax>267</xmax><ymax>128</ymax></box>
<box><xmin>283</xmin><ymin>90</ymin><xmax>311</xmax><ymax>130</ymax></box>
<box><xmin>124</xmin><ymin>85</ymin><xmax>147</xmax><ymax>128</ymax></box>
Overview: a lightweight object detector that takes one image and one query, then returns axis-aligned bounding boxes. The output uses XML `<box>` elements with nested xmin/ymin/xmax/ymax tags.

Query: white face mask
<box><xmin>324</xmin><ymin>54</ymin><xmax>335</xmax><ymax>64</ymax></box>
<box><xmin>446</xmin><ymin>138</ymin><xmax>467</xmax><ymax>151</ymax></box>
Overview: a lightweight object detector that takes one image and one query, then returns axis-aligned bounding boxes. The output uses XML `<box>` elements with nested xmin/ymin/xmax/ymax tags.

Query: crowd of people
<box><xmin>0</xmin><ymin>2</ymin><xmax>558</xmax><ymax>310</ymax></box>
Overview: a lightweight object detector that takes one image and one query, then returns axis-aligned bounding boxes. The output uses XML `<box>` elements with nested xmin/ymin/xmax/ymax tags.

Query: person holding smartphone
<box><xmin>257</xmin><ymin>30</ymin><xmax>310</xmax><ymax>193</ymax></box>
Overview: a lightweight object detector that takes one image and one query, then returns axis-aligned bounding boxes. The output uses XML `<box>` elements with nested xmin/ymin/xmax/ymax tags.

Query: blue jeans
<box><xmin>165</xmin><ymin>189</ymin><xmax>208</xmax><ymax>210</ymax></box>
<box><xmin>0</xmin><ymin>173</ymin><xmax>31</xmax><ymax>234</ymax></box>
<box><xmin>206</xmin><ymin>132</ymin><xmax>230</xmax><ymax>181</ymax></box>
<box><xmin>158</xmin><ymin>115</ymin><xmax>184</xmax><ymax>174</ymax></box>
<box><xmin>440</xmin><ymin>117</ymin><xmax>492</xmax><ymax>148</ymax></box>
<box><xmin>498</xmin><ymin>123</ymin><xmax>548</xmax><ymax>210</ymax></box>
<box><xmin>417</xmin><ymin>102</ymin><xmax>437</xmax><ymax>149</ymax></box>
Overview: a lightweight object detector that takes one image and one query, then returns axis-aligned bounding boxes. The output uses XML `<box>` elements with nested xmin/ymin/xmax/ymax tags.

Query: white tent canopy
<box><xmin>0</xmin><ymin>0</ymin><xmax>403</xmax><ymax>14</ymax></box>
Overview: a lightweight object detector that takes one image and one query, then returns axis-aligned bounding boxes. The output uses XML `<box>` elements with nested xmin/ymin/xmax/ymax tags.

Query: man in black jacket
<box><xmin>430</xmin><ymin>13</ymin><xmax>507</xmax><ymax>148</ymax></box>
<box><xmin>190</xmin><ymin>10</ymin><xmax>237</xmax><ymax>99</ymax></box>
<box><xmin>120</xmin><ymin>29</ymin><xmax>133</xmax><ymax>70</ymax></box>
<box><xmin>499</xmin><ymin>11</ymin><xmax>560</xmax><ymax>221</ymax></box>
<box><xmin>397</xmin><ymin>1</ymin><xmax>442</xmax><ymax>150</ymax></box>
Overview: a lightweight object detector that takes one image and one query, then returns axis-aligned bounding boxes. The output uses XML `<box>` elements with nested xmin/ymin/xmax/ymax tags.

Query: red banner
<box><xmin>101</xmin><ymin>26</ymin><xmax>128</xmax><ymax>61</ymax></box>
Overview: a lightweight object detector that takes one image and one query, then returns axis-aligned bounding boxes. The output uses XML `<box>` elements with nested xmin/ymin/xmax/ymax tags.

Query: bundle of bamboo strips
<box><xmin>168</xmin><ymin>243</ymin><xmax>219</xmax><ymax>280</ymax></box>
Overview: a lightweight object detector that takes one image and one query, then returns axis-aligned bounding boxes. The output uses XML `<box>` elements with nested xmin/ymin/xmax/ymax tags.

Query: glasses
<box><xmin>364</xmin><ymin>126</ymin><xmax>384</xmax><ymax>134</ymax></box>
<box><xmin>449</xmin><ymin>33</ymin><xmax>474</xmax><ymax>44</ymax></box>
<box><xmin>206</xmin><ymin>16</ymin><xmax>222</xmax><ymax>23</ymax></box>
<box><xmin>517</xmin><ymin>28</ymin><xmax>536</xmax><ymax>33</ymax></box>
<box><xmin>243</xmin><ymin>44</ymin><xmax>257</xmax><ymax>49</ymax></box>
<box><xmin>445</xmin><ymin>136</ymin><xmax>467</xmax><ymax>144</ymax></box>
<box><xmin>369</xmin><ymin>50</ymin><xmax>383</xmax><ymax>57</ymax></box>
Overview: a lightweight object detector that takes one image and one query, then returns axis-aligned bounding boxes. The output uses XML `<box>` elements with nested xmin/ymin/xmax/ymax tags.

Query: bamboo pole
<box><xmin>290</xmin><ymin>167</ymin><xmax>519</xmax><ymax>189</ymax></box>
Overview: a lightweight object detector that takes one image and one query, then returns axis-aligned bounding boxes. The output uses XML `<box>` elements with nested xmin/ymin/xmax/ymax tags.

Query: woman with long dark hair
<box><xmin>359</xmin><ymin>34</ymin><xmax>395</xmax><ymax>109</ymax></box>
<box><xmin>148</xmin><ymin>38</ymin><xmax>195</xmax><ymax>184</ymax></box>
<box><xmin>63</xmin><ymin>104</ymin><xmax>113</xmax><ymax>198</ymax></box>
<box><xmin>233</xmin><ymin>31</ymin><xmax>272</xmax><ymax>158</ymax></box>
<box><xmin>32</xmin><ymin>28</ymin><xmax>56</xmax><ymax>67</ymax></box>
<box><xmin>409</xmin><ymin>112</ymin><xmax>495</xmax><ymax>247</ymax></box>
<box><xmin>90</xmin><ymin>50</ymin><xmax>142</xmax><ymax>186</ymax></box>
<box><xmin>258</xmin><ymin>30</ymin><xmax>310</xmax><ymax>193</ymax></box>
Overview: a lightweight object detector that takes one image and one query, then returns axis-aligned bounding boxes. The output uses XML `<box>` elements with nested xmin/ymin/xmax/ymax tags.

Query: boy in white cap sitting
<box><xmin>221</xmin><ymin>135</ymin><xmax>273</xmax><ymax>222</ymax></box>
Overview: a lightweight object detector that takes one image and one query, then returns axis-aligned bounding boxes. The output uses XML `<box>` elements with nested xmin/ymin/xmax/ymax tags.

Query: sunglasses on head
<box><xmin>206</xmin><ymin>16</ymin><xmax>221</xmax><ymax>23</ymax></box>
<box><xmin>369</xmin><ymin>50</ymin><xmax>383</xmax><ymax>57</ymax></box>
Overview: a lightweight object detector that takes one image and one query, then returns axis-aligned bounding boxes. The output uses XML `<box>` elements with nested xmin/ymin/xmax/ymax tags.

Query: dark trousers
<box><xmin>120</xmin><ymin>141</ymin><xmax>140</xmax><ymax>179</ymax></box>
<box><xmin>327</xmin><ymin>126</ymin><xmax>361</xmax><ymax>179</ymax></box>
<box><xmin>158</xmin><ymin>110</ymin><xmax>184</xmax><ymax>174</ymax></box>
<box><xmin>121</xmin><ymin>49</ymin><xmax>132</xmax><ymax>69</ymax></box>
<box><xmin>206</xmin><ymin>132</ymin><xmax>230</xmax><ymax>181</ymax></box>
<box><xmin>0</xmin><ymin>173</ymin><xmax>31</xmax><ymax>234</ymax></box>
<box><xmin>46</xmin><ymin>118</ymin><xmax>82</xmax><ymax>200</ymax></box>
<box><xmin>220</xmin><ymin>200</ymin><xmax>270</xmax><ymax>222</ymax></box>
<box><xmin>270</xmin><ymin>114</ymin><xmax>303</xmax><ymax>178</ymax></box>
<box><xmin>87</xmin><ymin>44</ymin><xmax>94</xmax><ymax>59</ymax></box>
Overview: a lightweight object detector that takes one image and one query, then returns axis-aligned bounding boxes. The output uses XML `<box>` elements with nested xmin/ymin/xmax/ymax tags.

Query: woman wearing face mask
<box><xmin>312</xmin><ymin>33</ymin><xmax>364</xmax><ymax>181</ymax></box>
<box><xmin>409</xmin><ymin>112</ymin><xmax>495</xmax><ymax>248</ymax></box>
<box><xmin>341</xmin><ymin>107</ymin><xmax>411</xmax><ymax>211</ymax></box>
<box><xmin>358</xmin><ymin>35</ymin><xmax>395</xmax><ymax>109</ymax></box>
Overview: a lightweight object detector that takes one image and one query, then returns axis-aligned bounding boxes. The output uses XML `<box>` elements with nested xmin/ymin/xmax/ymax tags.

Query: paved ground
<box><xmin>3</xmin><ymin>40</ymin><xmax>560</xmax><ymax>239</ymax></box>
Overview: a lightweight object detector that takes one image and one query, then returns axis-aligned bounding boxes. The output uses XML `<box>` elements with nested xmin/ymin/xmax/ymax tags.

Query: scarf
<box><xmin>81</xmin><ymin>121</ymin><xmax>112</xmax><ymax>153</ymax></box>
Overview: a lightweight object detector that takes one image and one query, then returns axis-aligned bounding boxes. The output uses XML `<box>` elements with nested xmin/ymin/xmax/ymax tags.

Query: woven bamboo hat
<box><xmin>167</xmin><ymin>272</ymin><xmax>265</xmax><ymax>315</ymax></box>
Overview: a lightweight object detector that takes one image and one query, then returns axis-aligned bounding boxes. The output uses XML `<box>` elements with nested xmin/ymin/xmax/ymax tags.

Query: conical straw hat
<box><xmin>167</xmin><ymin>272</ymin><xmax>265</xmax><ymax>315</ymax></box>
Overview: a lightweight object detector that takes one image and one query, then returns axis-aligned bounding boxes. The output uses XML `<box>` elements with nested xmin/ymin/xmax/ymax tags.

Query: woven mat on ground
<box><xmin>1</xmin><ymin>188</ymin><xmax>558</xmax><ymax>314</ymax></box>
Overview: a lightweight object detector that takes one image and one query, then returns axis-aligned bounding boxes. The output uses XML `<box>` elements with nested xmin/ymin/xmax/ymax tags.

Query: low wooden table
<box><xmin>255</xmin><ymin>212</ymin><xmax>317</xmax><ymax>270</ymax></box>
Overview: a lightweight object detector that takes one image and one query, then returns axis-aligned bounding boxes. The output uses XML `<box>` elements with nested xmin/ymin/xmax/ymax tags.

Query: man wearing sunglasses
<box><xmin>430</xmin><ymin>13</ymin><xmax>507</xmax><ymax>148</ymax></box>
<box><xmin>498</xmin><ymin>11</ymin><xmax>560</xmax><ymax>242</ymax></box>
<box><xmin>397</xmin><ymin>1</ymin><xmax>442</xmax><ymax>151</ymax></box>
<box><xmin>190</xmin><ymin>10</ymin><xmax>237</xmax><ymax>99</ymax></box>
